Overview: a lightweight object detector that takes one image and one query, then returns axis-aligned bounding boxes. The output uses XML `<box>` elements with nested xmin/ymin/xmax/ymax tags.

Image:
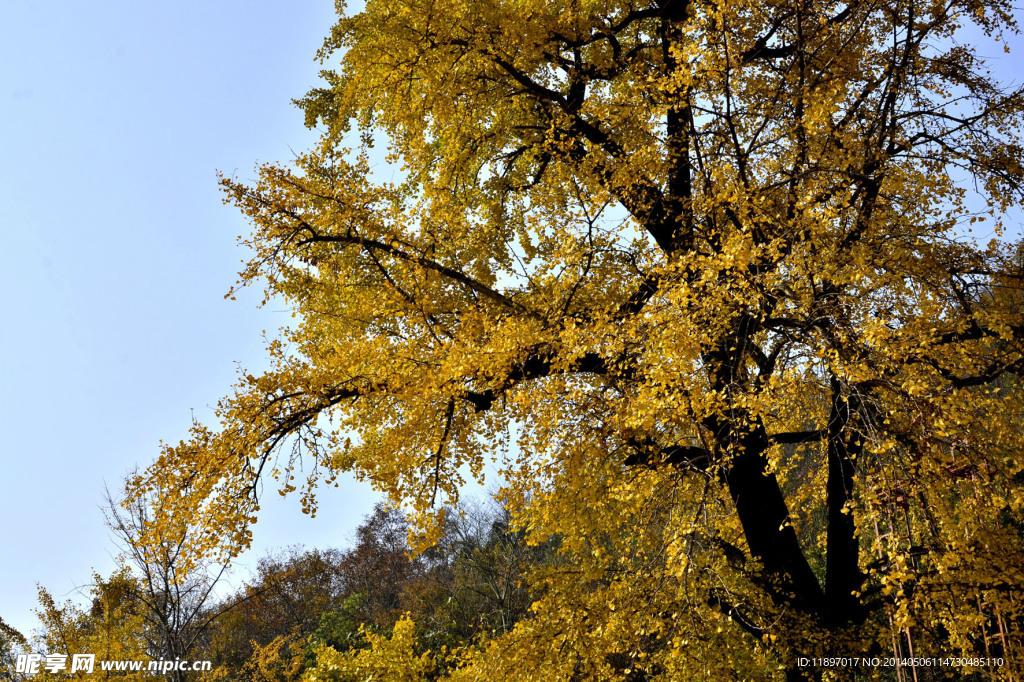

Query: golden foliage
<box><xmin>304</xmin><ymin>617</ymin><xmax>436</xmax><ymax>682</ymax></box>
<box><xmin>132</xmin><ymin>0</ymin><xmax>1024</xmax><ymax>676</ymax></box>
<box><xmin>32</xmin><ymin>571</ymin><xmax>151</xmax><ymax>681</ymax></box>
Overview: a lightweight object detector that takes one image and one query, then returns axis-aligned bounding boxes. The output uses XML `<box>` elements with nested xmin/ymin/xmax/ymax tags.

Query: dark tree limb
<box><xmin>823</xmin><ymin>376</ymin><xmax>865</xmax><ymax>624</ymax></box>
<box><xmin>464</xmin><ymin>350</ymin><xmax>609</xmax><ymax>412</ymax></box>
<box><xmin>708</xmin><ymin>415</ymin><xmax>827</xmax><ymax>614</ymax></box>
<box><xmin>623</xmin><ymin>441</ymin><xmax>712</xmax><ymax>469</ymax></box>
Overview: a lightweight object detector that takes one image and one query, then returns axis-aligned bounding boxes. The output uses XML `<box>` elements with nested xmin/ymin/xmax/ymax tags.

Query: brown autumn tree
<box><xmin>134</xmin><ymin>0</ymin><xmax>1024</xmax><ymax>677</ymax></box>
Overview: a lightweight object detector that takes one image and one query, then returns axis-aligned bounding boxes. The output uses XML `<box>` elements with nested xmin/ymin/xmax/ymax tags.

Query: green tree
<box><xmin>200</xmin><ymin>547</ymin><xmax>347</xmax><ymax>677</ymax></box>
<box><xmin>405</xmin><ymin>499</ymin><xmax>557</xmax><ymax>652</ymax></box>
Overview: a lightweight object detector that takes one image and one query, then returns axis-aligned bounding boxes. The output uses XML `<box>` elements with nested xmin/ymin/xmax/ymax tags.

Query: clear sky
<box><xmin>0</xmin><ymin>0</ymin><xmax>382</xmax><ymax>638</ymax></box>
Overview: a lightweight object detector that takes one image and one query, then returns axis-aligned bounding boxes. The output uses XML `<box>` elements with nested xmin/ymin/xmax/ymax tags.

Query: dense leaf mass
<box><xmin>131</xmin><ymin>0</ymin><xmax>1024</xmax><ymax>677</ymax></box>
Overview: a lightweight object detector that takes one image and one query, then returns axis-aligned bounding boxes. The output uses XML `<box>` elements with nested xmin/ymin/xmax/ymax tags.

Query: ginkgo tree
<box><xmin>131</xmin><ymin>0</ymin><xmax>1024</xmax><ymax>677</ymax></box>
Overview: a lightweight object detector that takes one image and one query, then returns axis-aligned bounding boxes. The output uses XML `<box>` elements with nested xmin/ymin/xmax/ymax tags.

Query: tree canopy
<box><xmin>131</xmin><ymin>0</ymin><xmax>1024</xmax><ymax>677</ymax></box>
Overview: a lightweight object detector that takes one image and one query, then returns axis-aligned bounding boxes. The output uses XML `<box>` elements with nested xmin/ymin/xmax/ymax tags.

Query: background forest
<box><xmin>2</xmin><ymin>497</ymin><xmax>551</xmax><ymax>682</ymax></box>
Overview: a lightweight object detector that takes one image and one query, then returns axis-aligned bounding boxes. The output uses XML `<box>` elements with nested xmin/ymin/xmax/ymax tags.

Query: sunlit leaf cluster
<box><xmin>132</xmin><ymin>0</ymin><xmax>1024</xmax><ymax>677</ymax></box>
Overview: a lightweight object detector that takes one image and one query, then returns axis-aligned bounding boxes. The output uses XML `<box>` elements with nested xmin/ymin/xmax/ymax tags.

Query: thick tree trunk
<box><xmin>824</xmin><ymin>376</ymin><xmax>865</xmax><ymax>624</ymax></box>
<box><xmin>720</xmin><ymin>421</ymin><xmax>827</xmax><ymax>614</ymax></box>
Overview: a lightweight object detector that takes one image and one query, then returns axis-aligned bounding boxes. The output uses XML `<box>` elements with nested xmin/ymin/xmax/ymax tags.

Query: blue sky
<box><xmin>0</xmin><ymin>0</ymin><xmax>381</xmax><ymax>637</ymax></box>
